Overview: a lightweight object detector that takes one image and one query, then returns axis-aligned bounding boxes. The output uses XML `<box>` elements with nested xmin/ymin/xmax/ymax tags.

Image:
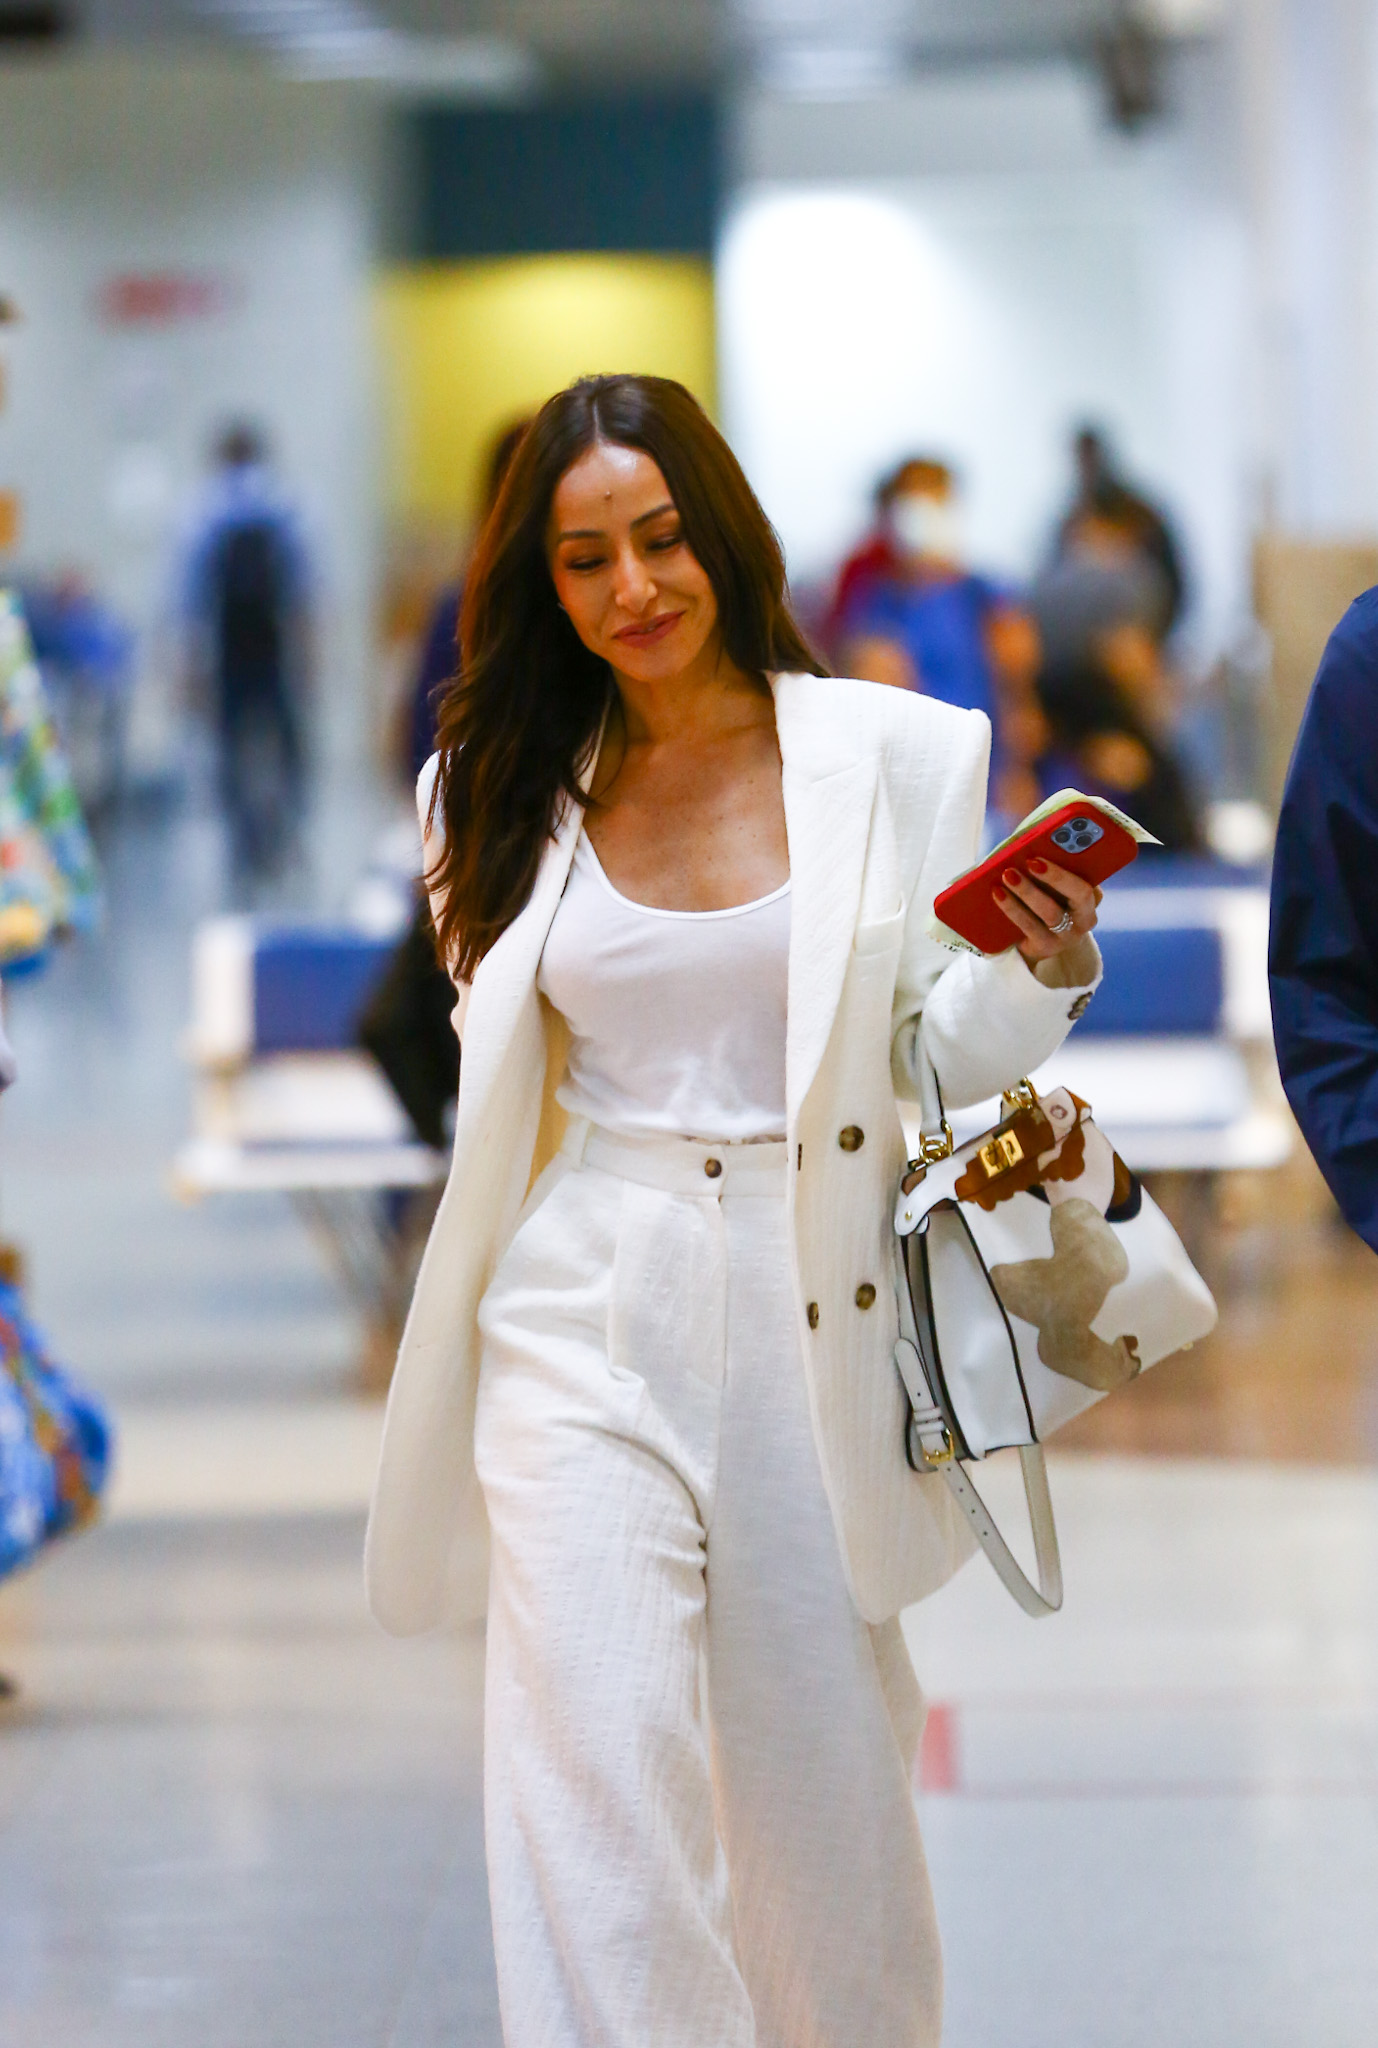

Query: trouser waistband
<box><xmin>560</xmin><ymin>1118</ymin><xmax>790</xmax><ymax>1195</ymax></box>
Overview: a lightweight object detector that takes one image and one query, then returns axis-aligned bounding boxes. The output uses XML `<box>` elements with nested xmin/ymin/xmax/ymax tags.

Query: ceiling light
<box><xmin>195</xmin><ymin>0</ymin><xmax>537</xmax><ymax>98</ymax></box>
<box><xmin>1133</xmin><ymin>0</ymin><xmax>1228</xmax><ymax>32</ymax></box>
<box><xmin>762</xmin><ymin>40</ymin><xmax>908</xmax><ymax>99</ymax></box>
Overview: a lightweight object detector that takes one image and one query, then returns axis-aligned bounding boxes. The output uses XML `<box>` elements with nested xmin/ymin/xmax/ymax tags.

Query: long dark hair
<box><xmin>427</xmin><ymin>373</ymin><xmax>826</xmax><ymax>978</ymax></box>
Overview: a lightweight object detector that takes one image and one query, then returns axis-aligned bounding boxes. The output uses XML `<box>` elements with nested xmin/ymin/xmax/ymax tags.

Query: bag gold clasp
<box><xmin>977</xmin><ymin>1130</ymin><xmax>1025</xmax><ymax>1177</ymax></box>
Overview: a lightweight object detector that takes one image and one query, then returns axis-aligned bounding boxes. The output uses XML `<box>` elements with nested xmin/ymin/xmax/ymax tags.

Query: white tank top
<box><xmin>536</xmin><ymin>832</ymin><xmax>790</xmax><ymax>1142</ymax></box>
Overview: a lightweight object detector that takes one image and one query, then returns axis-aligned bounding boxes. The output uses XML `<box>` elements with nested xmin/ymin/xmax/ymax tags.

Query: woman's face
<box><xmin>547</xmin><ymin>441</ymin><xmax>721</xmax><ymax>685</ymax></box>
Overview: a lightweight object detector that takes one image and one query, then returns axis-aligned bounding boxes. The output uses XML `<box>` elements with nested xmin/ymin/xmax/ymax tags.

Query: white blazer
<box><xmin>365</xmin><ymin>675</ymin><xmax>1101</xmax><ymax>1634</ymax></box>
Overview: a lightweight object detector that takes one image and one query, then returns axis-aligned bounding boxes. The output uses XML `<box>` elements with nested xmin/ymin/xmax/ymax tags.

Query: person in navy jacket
<box><xmin>1269</xmin><ymin>589</ymin><xmax>1378</xmax><ymax>1252</ymax></box>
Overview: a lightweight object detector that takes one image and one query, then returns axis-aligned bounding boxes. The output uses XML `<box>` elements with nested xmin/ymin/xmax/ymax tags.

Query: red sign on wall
<box><xmin>96</xmin><ymin>273</ymin><xmax>241</xmax><ymax>326</ymax></box>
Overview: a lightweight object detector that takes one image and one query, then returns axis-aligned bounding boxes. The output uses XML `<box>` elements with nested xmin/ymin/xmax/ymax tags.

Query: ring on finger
<box><xmin>1050</xmin><ymin>908</ymin><xmax>1075</xmax><ymax>936</ymax></box>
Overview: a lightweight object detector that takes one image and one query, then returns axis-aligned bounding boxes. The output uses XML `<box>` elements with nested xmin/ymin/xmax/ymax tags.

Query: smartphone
<box><xmin>932</xmin><ymin>800</ymin><xmax>1140</xmax><ymax>955</ymax></box>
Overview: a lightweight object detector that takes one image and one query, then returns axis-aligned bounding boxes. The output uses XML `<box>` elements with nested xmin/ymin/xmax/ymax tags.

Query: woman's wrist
<box><xmin>1025</xmin><ymin>933</ymin><xmax>1100</xmax><ymax>989</ymax></box>
<box><xmin>993</xmin><ymin>856</ymin><xmax>1102</xmax><ymax>982</ymax></box>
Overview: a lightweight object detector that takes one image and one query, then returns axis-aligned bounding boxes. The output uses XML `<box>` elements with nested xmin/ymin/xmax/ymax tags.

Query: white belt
<box><xmin>561</xmin><ymin>1117</ymin><xmax>790</xmax><ymax>1196</ymax></box>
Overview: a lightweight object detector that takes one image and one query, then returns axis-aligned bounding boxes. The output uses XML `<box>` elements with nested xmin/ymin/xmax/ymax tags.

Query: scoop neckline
<box><xmin>579</xmin><ymin>834</ymin><xmax>792</xmax><ymax>921</ymax></box>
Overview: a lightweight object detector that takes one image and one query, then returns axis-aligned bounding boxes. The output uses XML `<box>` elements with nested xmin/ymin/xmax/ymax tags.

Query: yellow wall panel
<box><xmin>375</xmin><ymin>256</ymin><xmax>716</xmax><ymax>533</ymax></box>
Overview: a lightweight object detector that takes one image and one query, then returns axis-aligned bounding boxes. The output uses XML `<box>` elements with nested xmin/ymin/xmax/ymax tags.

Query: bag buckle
<box><xmin>915</xmin><ymin>1120</ymin><xmax>954</xmax><ymax>1165</ymax></box>
<box><xmin>976</xmin><ymin>1129</ymin><xmax>1025</xmax><ymax>1178</ymax></box>
<box><xmin>908</xmin><ymin>1411</ymin><xmax>957</xmax><ymax>1468</ymax></box>
<box><xmin>921</xmin><ymin>1424</ymin><xmax>956</xmax><ymax>1465</ymax></box>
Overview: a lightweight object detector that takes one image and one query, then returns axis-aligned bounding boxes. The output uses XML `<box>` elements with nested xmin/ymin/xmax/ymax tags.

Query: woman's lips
<box><xmin>614</xmin><ymin>611</ymin><xmax>684</xmax><ymax>647</ymax></box>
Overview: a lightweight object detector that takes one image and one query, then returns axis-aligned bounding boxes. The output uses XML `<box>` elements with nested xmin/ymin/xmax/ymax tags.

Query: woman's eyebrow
<box><xmin>555</xmin><ymin>502</ymin><xmax>676</xmax><ymax>544</ymax></box>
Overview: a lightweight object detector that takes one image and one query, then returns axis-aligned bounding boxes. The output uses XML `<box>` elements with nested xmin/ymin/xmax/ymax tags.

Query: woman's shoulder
<box><xmin>776</xmin><ymin>672</ymin><xmax>989</xmax><ymax>771</ymax></box>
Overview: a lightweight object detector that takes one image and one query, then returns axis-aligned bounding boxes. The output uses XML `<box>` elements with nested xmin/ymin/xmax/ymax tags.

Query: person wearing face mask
<box><xmin>832</xmin><ymin>458</ymin><xmax>1042</xmax><ymax>815</ymax></box>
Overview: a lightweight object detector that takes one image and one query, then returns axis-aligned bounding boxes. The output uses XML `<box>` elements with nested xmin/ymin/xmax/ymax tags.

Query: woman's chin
<box><xmin>610</xmin><ymin>632</ymin><xmax>713</xmax><ymax>688</ymax></box>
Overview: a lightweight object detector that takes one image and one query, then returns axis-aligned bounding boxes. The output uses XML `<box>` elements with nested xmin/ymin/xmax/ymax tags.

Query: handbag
<box><xmin>892</xmin><ymin>1060</ymin><xmax>1217</xmax><ymax>1615</ymax></box>
<box><xmin>0</xmin><ymin>1272</ymin><xmax>112</xmax><ymax>1583</ymax></box>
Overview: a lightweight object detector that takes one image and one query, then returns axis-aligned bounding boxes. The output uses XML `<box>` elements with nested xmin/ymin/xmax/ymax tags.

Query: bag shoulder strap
<box><xmin>894</xmin><ymin>1322</ymin><xmax>1063</xmax><ymax>1615</ymax></box>
<box><xmin>938</xmin><ymin>1448</ymin><xmax>1063</xmax><ymax>1618</ymax></box>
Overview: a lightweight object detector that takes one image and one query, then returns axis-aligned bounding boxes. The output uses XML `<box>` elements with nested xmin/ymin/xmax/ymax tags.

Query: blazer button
<box><xmin>806</xmin><ymin>1301</ymin><xmax>820</xmax><ymax>1330</ymax></box>
<box><xmin>855</xmin><ymin>1282</ymin><xmax>877</xmax><ymax>1310</ymax></box>
<box><xmin>838</xmin><ymin>1125</ymin><xmax>865</xmax><ymax>1152</ymax></box>
<box><xmin>704</xmin><ymin>1157</ymin><xmax>723</xmax><ymax>1178</ymax></box>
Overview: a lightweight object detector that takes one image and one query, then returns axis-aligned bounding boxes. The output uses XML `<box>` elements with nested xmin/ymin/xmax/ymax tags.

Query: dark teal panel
<box><xmin>411</xmin><ymin>95</ymin><xmax>720</xmax><ymax>258</ymax></box>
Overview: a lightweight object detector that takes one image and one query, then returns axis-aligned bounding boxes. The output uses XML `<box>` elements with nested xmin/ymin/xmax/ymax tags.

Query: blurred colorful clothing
<box><xmin>0</xmin><ymin>1276</ymin><xmax>112</xmax><ymax>1582</ymax></box>
<box><xmin>0</xmin><ymin>590</ymin><xmax>101</xmax><ymax>965</ymax></box>
<box><xmin>840</xmin><ymin>572</ymin><xmax>1001</xmax><ymax>721</ymax></box>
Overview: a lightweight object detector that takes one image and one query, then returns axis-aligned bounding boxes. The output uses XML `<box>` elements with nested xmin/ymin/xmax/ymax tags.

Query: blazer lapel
<box><xmin>777</xmin><ymin>676</ymin><xmax>879</xmax><ymax>1127</ymax></box>
<box><xmin>452</xmin><ymin>791</ymin><xmax>586</xmax><ymax>1138</ymax></box>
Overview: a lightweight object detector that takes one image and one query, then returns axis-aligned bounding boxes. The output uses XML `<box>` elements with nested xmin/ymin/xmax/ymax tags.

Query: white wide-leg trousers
<box><xmin>473</xmin><ymin>1122</ymin><xmax>942</xmax><ymax>2048</ymax></box>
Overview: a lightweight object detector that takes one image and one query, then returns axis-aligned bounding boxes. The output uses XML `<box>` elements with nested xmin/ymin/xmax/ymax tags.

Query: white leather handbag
<box><xmin>893</xmin><ymin>1065</ymin><xmax>1218</xmax><ymax>1615</ymax></box>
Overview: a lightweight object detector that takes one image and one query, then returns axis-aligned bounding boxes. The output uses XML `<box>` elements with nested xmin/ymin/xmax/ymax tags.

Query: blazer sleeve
<box><xmin>416</xmin><ymin>752</ymin><xmax>472</xmax><ymax>1041</ymax></box>
<box><xmin>1268</xmin><ymin>593</ymin><xmax>1378</xmax><ymax>1250</ymax></box>
<box><xmin>890</xmin><ymin>710</ymin><xmax>1102</xmax><ymax>1110</ymax></box>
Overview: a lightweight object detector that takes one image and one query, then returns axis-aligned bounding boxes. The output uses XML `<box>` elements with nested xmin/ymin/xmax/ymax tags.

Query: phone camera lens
<box><xmin>1051</xmin><ymin>816</ymin><xmax>1104</xmax><ymax>854</ymax></box>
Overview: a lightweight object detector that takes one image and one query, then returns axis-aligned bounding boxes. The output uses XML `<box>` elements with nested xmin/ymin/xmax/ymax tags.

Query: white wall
<box><xmin>1235</xmin><ymin>0</ymin><xmax>1378</xmax><ymax>537</ymax></box>
<box><xmin>0</xmin><ymin>57</ymin><xmax>383</xmax><ymax>769</ymax></box>
<box><xmin>720</xmin><ymin>59</ymin><xmax>1253</xmax><ymax>663</ymax></box>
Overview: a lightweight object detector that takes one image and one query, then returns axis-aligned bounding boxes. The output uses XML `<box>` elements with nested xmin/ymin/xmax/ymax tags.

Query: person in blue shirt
<box><xmin>837</xmin><ymin>457</ymin><xmax>1042</xmax><ymax>816</ymax></box>
<box><xmin>180</xmin><ymin>421</ymin><xmax>314</xmax><ymax>880</ymax></box>
<box><xmin>1269</xmin><ymin>590</ymin><xmax>1378</xmax><ymax>1252</ymax></box>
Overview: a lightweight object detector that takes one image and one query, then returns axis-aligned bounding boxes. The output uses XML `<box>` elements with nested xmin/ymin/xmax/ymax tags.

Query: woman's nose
<box><xmin>612</xmin><ymin>548</ymin><xmax>656</xmax><ymax>614</ymax></box>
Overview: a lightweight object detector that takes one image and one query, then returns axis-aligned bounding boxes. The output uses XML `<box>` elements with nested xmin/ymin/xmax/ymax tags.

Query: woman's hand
<box><xmin>992</xmin><ymin>857</ymin><xmax>1101</xmax><ymax>970</ymax></box>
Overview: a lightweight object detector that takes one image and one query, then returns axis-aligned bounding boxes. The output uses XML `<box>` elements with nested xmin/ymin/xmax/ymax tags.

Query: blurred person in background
<box><xmin>180</xmin><ymin>420</ymin><xmax>314</xmax><ymax>882</ymax></box>
<box><xmin>367</xmin><ymin>373</ymin><xmax>1101</xmax><ymax>2048</ymax></box>
<box><xmin>821</xmin><ymin>468</ymin><xmax>903</xmax><ymax>650</ymax></box>
<box><xmin>21</xmin><ymin>567</ymin><xmax>135</xmax><ymax>816</ymax></box>
<box><xmin>1055</xmin><ymin>423</ymin><xmax>1185</xmax><ymax>638</ymax></box>
<box><xmin>1033</xmin><ymin>425</ymin><xmax>1187</xmax><ymax>745</ymax></box>
<box><xmin>831</xmin><ymin>456</ymin><xmax>1043</xmax><ymax>814</ymax></box>
<box><xmin>397</xmin><ymin>420</ymin><xmax>531</xmax><ymax>785</ymax></box>
<box><xmin>361</xmin><ymin>420</ymin><xmax>531</xmax><ymax>1154</ymax></box>
<box><xmin>1270</xmin><ymin>592</ymin><xmax>1378</xmax><ymax>1251</ymax></box>
<box><xmin>1033</xmin><ymin>651</ymin><xmax>1202</xmax><ymax>853</ymax></box>
<box><xmin>0</xmin><ymin>597</ymin><xmax>111</xmax><ymax>1697</ymax></box>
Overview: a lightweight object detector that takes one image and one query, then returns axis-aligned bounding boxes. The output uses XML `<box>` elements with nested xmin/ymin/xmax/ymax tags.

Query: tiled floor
<box><xmin>4</xmin><ymin>1424</ymin><xmax>1375</xmax><ymax>2047</ymax></box>
<box><xmin>909</xmin><ymin>1454</ymin><xmax>1378</xmax><ymax>2047</ymax></box>
<box><xmin>0</xmin><ymin>785</ymin><xmax>1376</xmax><ymax>2045</ymax></box>
<box><xmin>0</xmin><ymin>1509</ymin><xmax>495</xmax><ymax>2048</ymax></box>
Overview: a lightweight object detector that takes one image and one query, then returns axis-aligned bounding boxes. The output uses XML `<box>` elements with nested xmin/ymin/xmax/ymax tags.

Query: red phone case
<box><xmin>933</xmin><ymin>801</ymin><xmax>1139</xmax><ymax>954</ymax></box>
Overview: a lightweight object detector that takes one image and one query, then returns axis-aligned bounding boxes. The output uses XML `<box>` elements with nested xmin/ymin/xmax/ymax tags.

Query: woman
<box><xmin>366</xmin><ymin>375</ymin><xmax>1102</xmax><ymax>2048</ymax></box>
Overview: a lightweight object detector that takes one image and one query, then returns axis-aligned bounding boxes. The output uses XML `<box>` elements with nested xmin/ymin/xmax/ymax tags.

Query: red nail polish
<box><xmin>1028</xmin><ymin>857</ymin><xmax>1048</xmax><ymax>874</ymax></box>
<box><xmin>1002</xmin><ymin>868</ymin><xmax>1021</xmax><ymax>886</ymax></box>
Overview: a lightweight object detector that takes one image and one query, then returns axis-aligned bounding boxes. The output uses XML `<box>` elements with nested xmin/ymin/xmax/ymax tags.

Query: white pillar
<box><xmin>1236</xmin><ymin>0</ymin><xmax>1378</xmax><ymax>534</ymax></box>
